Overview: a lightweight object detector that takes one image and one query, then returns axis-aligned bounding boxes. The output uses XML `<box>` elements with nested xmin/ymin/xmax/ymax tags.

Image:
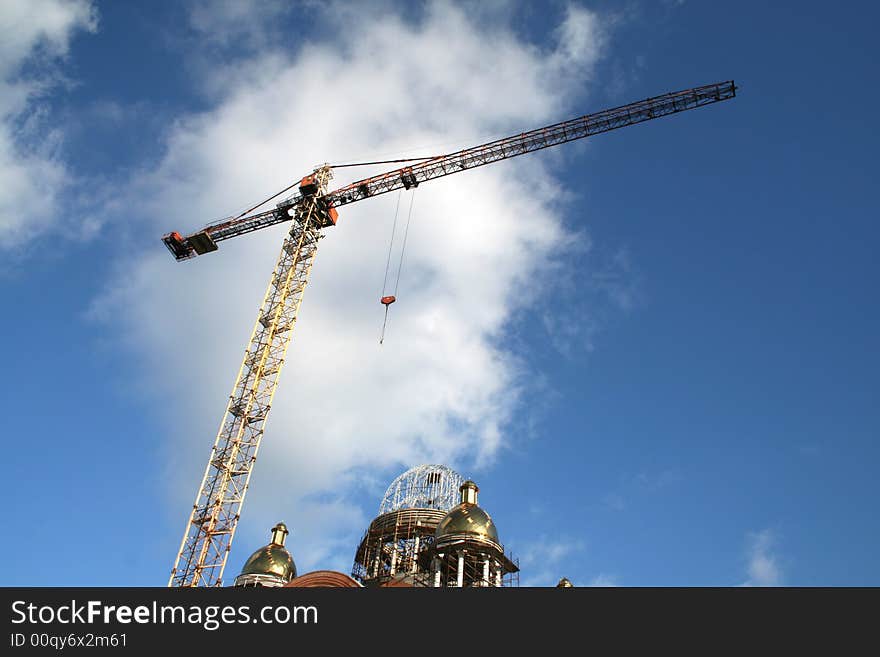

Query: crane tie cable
<box><xmin>231</xmin><ymin>180</ymin><xmax>301</xmax><ymax>221</ymax></box>
<box><xmin>228</xmin><ymin>156</ymin><xmax>438</xmax><ymax>225</ymax></box>
<box><xmin>330</xmin><ymin>155</ymin><xmax>442</xmax><ymax>169</ymax></box>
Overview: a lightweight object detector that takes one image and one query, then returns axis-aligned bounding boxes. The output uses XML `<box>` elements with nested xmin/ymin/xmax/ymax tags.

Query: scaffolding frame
<box><xmin>379</xmin><ymin>465</ymin><xmax>464</xmax><ymax>515</ymax></box>
<box><xmin>351</xmin><ymin>508</ymin><xmax>447</xmax><ymax>587</ymax></box>
<box><xmin>428</xmin><ymin>534</ymin><xmax>519</xmax><ymax>588</ymax></box>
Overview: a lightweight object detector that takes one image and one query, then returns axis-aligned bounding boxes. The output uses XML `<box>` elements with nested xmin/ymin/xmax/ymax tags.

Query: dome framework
<box><xmin>354</xmin><ymin>465</ymin><xmax>465</xmax><ymax>586</ymax></box>
<box><xmin>379</xmin><ymin>464</ymin><xmax>465</xmax><ymax>515</ymax></box>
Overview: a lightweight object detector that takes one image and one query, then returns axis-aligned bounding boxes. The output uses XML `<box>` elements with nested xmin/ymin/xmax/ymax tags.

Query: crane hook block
<box><xmin>381</xmin><ymin>295</ymin><xmax>396</xmax><ymax>306</ymax></box>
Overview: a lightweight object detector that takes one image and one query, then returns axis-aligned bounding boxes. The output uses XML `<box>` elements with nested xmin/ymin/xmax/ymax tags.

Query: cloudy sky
<box><xmin>2</xmin><ymin>0</ymin><xmax>878</xmax><ymax>586</ymax></box>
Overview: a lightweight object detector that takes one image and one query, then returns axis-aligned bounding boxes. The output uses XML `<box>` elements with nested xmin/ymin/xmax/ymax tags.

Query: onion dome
<box><xmin>434</xmin><ymin>480</ymin><xmax>499</xmax><ymax>544</ymax></box>
<box><xmin>234</xmin><ymin>522</ymin><xmax>297</xmax><ymax>587</ymax></box>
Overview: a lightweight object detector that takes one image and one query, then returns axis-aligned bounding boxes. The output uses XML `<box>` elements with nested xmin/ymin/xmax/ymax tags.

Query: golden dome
<box><xmin>434</xmin><ymin>480</ymin><xmax>499</xmax><ymax>544</ymax></box>
<box><xmin>238</xmin><ymin>522</ymin><xmax>297</xmax><ymax>582</ymax></box>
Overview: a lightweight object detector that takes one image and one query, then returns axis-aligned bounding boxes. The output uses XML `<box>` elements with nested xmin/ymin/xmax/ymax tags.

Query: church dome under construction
<box><xmin>347</xmin><ymin>469</ymin><xmax>518</xmax><ymax>587</ymax></box>
<box><xmin>233</xmin><ymin>465</ymin><xmax>584</xmax><ymax>588</ymax></box>
<box><xmin>348</xmin><ymin>464</ymin><xmax>465</xmax><ymax>587</ymax></box>
<box><xmin>379</xmin><ymin>464</ymin><xmax>465</xmax><ymax>514</ymax></box>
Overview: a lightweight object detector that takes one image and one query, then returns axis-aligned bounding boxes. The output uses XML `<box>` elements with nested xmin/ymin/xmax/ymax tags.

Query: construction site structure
<box><xmin>351</xmin><ymin>507</ymin><xmax>447</xmax><ymax>586</ymax></box>
<box><xmin>351</xmin><ymin>464</ymin><xmax>488</xmax><ymax>586</ymax></box>
<box><xmin>425</xmin><ymin>480</ymin><xmax>518</xmax><ymax>587</ymax></box>
<box><xmin>236</xmin><ymin>465</ymin><xmax>519</xmax><ymax>588</ymax></box>
<box><xmin>164</xmin><ymin>81</ymin><xmax>737</xmax><ymax>587</ymax></box>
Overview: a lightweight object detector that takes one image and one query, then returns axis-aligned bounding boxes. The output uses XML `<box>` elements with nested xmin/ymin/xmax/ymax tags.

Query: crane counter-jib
<box><xmin>161</xmin><ymin>80</ymin><xmax>735</xmax><ymax>261</ymax></box>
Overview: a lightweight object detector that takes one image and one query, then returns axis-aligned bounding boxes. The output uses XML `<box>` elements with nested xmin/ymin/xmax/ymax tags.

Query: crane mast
<box><xmin>168</xmin><ymin>167</ymin><xmax>334</xmax><ymax>587</ymax></box>
<box><xmin>165</xmin><ymin>81</ymin><xmax>736</xmax><ymax>586</ymax></box>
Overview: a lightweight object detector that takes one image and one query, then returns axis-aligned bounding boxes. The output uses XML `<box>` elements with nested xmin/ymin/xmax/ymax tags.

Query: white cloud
<box><xmin>541</xmin><ymin>243</ymin><xmax>641</xmax><ymax>357</ymax></box>
<box><xmin>741</xmin><ymin>529</ymin><xmax>782</xmax><ymax>586</ymax></box>
<box><xmin>552</xmin><ymin>4</ymin><xmax>607</xmax><ymax>74</ymax></box>
<box><xmin>0</xmin><ymin>0</ymin><xmax>96</xmax><ymax>248</ymax></box>
<box><xmin>188</xmin><ymin>0</ymin><xmax>292</xmax><ymax>50</ymax></box>
<box><xmin>0</xmin><ymin>0</ymin><xmax>95</xmax><ymax>79</ymax></box>
<box><xmin>587</xmin><ymin>573</ymin><xmax>619</xmax><ymax>586</ymax></box>
<box><xmin>90</xmin><ymin>1</ymin><xmax>610</xmax><ymax>576</ymax></box>
<box><xmin>518</xmin><ymin>535</ymin><xmax>586</xmax><ymax>586</ymax></box>
<box><xmin>600</xmin><ymin>468</ymin><xmax>681</xmax><ymax>513</ymax></box>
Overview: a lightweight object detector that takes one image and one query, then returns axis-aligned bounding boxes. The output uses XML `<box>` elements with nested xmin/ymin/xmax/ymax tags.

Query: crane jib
<box><xmin>320</xmin><ymin>80</ymin><xmax>735</xmax><ymax>209</ymax></box>
<box><xmin>161</xmin><ymin>80</ymin><xmax>735</xmax><ymax>260</ymax></box>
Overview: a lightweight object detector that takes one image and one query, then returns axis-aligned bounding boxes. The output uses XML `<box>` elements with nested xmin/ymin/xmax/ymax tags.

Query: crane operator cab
<box><xmin>298</xmin><ymin>175</ymin><xmax>338</xmax><ymax>228</ymax></box>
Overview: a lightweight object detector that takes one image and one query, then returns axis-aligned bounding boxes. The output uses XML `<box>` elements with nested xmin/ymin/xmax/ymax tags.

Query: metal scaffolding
<box><xmin>351</xmin><ymin>508</ymin><xmax>447</xmax><ymax>587</ymax></box>
<box><xmin>379</xmin><ymin>464</ymin><xmax>464</xmax><ymax>514</ymax></box>
<box><xmin>427</xmin><ymin>535</ymin><xmax>519</xmax><ymax>588</ymax></box>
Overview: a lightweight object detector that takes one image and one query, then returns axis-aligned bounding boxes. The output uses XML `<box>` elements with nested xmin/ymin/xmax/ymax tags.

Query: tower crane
<box><xmin>164</xmin><ymin>80</ymin><xmax>737</xmax><ymax>587</ymax></box>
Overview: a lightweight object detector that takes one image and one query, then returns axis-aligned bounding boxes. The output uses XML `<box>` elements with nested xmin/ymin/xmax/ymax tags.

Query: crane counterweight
<box><xmin>161</xmin><ymin>231</ymin><xmax>190</xmax><ymax>260</ymax></box>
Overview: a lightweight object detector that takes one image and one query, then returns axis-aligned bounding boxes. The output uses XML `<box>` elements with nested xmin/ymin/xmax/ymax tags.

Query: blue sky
<box><xmin>1</xmin><ymin>0</ymin><xmax>877</xmax><ymax>587</ymax></box>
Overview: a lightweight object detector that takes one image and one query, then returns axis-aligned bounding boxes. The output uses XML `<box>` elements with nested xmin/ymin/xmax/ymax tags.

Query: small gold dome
<box><xmin>434</xmin><ymin>480</ymin><xmax>499</xmax><ymax>544</ymax></box>
<box><xmin>238</xmin><ymin>522</ymin><xmax>297</xmax><ymax>582</ymax></box>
